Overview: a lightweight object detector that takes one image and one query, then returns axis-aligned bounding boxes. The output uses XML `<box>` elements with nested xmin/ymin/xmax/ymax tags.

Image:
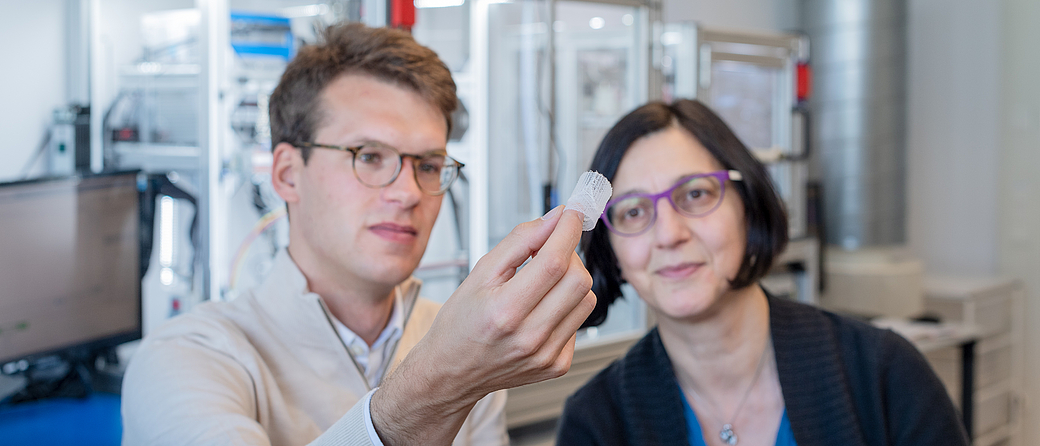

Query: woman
<box><xmin>556</xmin><ymin>99</ymin><xmax>967</xmax><ymax>446</ymax></box>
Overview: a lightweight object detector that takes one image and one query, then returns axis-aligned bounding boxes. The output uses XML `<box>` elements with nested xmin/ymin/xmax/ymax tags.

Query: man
<box><xmin>121</xmin><ymin>22</ymin><xmax>595</xmax><ymax>445</ymax></box>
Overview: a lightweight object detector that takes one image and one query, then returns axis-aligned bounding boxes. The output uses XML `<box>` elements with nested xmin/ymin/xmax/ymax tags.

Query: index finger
<box><xmin>467</xmin><ymin>205</ymin><xmax>567</xmax><ymax>287</ymax></box>
<box><xmin>504</xmin><ymin>209</ymin><xmax>587</xmax><ymax>300</ymax></box>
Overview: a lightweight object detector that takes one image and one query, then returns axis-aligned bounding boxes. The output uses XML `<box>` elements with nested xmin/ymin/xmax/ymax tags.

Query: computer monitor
<box><xmin>0</xmin><ymin>172</ymin><xmax>142</xmax><ymax>368</ymax></box>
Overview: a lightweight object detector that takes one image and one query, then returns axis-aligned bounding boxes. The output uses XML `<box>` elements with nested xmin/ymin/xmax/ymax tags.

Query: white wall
<box><xmin>0</xmin><ymin>0</ymin><xmax>68</xmax><ymax>181</ymax></box>
<box><xmin>999</xmin><ymin>0</ymin><xmax>1040</xmax><ymax>444</ymax></box>
<box><xmin>906</xmin><ymin>0</ymin><xmax>1002</xmax><ymax>274</ymax></box>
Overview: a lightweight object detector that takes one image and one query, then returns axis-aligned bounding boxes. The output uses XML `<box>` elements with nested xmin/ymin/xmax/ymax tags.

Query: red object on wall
<box><xmin>391</xmin><ymin>0</ymin><xmax>415</xmax><ymax>30</ymax></box>
<box><xmin>797</xmin><ymin>62</ymin><xmax>812</xmax><ymax>101</ymax></box>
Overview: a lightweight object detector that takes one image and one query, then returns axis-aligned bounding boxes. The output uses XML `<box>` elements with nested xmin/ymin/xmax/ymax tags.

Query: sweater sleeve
<box><xmin>121</xmin><ymin>326</ymin><xmax>377</xmax><ymax>446</ymax></box>
<box><xmin>879</xmin><ymin>330</ymin><xmax>970</xmax><ymax>446</ymax></box>
<box><xmin>309</xmin><ymin>390</ymin><xmax>377</xmax><ymax>446</ymax></box>
<box><xmin>121</xmin><ymin>334</ymin><xmax>274</xmax><ymax>446</ymax></box>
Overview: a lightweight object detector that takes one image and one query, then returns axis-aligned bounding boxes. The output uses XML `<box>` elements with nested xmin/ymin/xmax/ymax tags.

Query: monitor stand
<box><xmin>3</xmin><ymin>348</ymin><xmax>124</xmax><ymax>405</ymax></box>
<box><xmin>0</xmin><ymin>375</ymin><xmax>26</xmax><ymax>402</ymax></box>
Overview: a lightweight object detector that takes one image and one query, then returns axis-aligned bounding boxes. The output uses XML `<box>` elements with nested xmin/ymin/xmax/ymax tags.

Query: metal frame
<box><xmin>198</xmin><ymin>0</ymin><xmax>229</xmax><ymax>302</ymax></box>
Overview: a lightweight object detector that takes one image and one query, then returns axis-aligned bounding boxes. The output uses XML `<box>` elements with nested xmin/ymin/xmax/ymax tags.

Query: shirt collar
<box><xmin>330</xmin><ymin>288</ymin><xmax>405</xmax><ymax>352</ymax></box>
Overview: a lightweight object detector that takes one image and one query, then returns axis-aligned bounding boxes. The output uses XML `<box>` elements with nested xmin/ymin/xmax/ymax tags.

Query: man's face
<box><xmin>283</xmin><ymin>74</ymin><xmax>447</xmax><ymax>290</ymax></box>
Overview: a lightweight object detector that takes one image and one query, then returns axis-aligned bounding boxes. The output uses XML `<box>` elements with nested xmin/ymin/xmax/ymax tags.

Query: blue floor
<box><xmin>0</xmin><ymin>393</ymin><xmax>121</xmax><ymax>446</ymax></box>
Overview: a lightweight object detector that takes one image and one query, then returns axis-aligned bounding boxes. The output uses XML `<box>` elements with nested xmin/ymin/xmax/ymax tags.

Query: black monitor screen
<box><xmin>0</xmin><ymin>172</ymin><xmax>141</xmax><ymax>365</ymax></box>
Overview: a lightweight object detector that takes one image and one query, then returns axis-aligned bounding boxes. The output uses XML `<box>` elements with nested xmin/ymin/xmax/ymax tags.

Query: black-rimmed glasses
<box><xmin>600</xmin><ymin>170</ymin><xmax>743</xmax><ymax>236</ymax></box>
<box><xmin>295</xmin><ymin>141</ymin><xmax>464</xmax><ymax>195</ymax></box>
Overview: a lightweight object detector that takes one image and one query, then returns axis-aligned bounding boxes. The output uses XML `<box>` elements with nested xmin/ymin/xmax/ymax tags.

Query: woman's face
<box><xmin>608</xmin><ymin>125</ymin><xmax>747</xmax><ymax>321</ymax></box>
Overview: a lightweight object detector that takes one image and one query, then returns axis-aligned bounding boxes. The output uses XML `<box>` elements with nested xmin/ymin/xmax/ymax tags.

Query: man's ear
<box><xmin>271</xmin><ymin>142</ymin><xmax>301</xmax><ymax>204</ymax></box>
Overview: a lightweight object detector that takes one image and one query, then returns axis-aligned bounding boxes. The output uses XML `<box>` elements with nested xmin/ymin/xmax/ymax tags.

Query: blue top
<box><xmin>679</xmin><ymin>388</ymin><xmax>797</xmax><ymax>446</ymax></box>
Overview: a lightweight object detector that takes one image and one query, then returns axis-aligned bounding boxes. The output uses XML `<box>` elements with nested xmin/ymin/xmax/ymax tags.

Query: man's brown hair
<box><xmin>269</xmin><ymin>22</ymin><xmax>457</xmax><ymax>162</ymax></box>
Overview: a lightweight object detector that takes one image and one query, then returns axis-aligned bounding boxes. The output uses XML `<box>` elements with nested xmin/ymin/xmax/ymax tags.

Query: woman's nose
<box><xmin>652</xmin><ymin>199</ymin><xmax>692</xmax><ymax>249</ymax></box>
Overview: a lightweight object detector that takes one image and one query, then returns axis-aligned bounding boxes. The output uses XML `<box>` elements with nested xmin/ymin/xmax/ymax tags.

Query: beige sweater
<box><xmin>121</xmin><ymin>251</ymin><xmax>507</xmax><ymax>446</ymax></box>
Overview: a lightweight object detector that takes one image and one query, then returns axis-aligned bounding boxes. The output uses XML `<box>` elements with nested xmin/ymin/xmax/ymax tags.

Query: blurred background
<box><xmin>0</xmin><ymin>0</ymin><xmax>1036</xmax><ymax>445</ymax></box>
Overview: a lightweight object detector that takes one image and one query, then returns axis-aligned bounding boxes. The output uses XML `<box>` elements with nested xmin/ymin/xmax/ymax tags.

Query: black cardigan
<box><xmin>556</xmin><ymin>295</ymin><xmax>969</xmax><ymax>446</ymax></box>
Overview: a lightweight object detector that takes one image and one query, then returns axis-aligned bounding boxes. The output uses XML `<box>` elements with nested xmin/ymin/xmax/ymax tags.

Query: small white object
<box><xmin>566</xmin><ymin>171</ymin><xmax>612</xmax><ymax>231</ymax></box>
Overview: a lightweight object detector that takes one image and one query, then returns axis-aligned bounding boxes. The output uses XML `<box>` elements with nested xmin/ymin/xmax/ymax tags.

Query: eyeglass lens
<box><xmin>606</xmin><ymin>175</ymin><xmax>724</xmax><ymax>235</ymax></box>
<box><xmin>353</xmin><ymin>143</ymin><xmax>459</xmax><ymax>193</ymax></box>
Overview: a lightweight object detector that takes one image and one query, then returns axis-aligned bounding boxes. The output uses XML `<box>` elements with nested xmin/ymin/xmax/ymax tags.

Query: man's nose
<box><xmin>382</xmin><ymin>158</ymin><xmax>424</xmax><ymax>207</ymax></box>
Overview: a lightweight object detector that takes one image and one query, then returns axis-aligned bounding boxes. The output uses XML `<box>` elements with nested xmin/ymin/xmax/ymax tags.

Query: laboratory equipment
<box><xmin>47</xmin><ymin>105</ymin><xmax>91</xmax><ymax>177</ymax></box>
<box><xmin>92</xmin><ymin>3</ymin><xmax>331</xmax><ymax>311</ymax></box>
<box><xmin>663</xmin><ymin>24</ymin><xmax>810</xmax><ymax>239</ymax></box>
<box><xmin>661</xmin><ymin>24</ymin><xmax>820</xmax><ymax>305</ymax></box>
<box><xmin>0</xmin><ymin>171</ymin><xmax>143</xmax><ymax>400</ymax></box>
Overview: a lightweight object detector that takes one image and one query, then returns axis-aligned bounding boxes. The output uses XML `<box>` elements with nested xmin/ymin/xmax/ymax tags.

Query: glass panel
<box><xmin>484</xmin><ymin>0</ymin><xmax>649</xmax><ymax>342</ymax></box>
<box><xmin>660</xmin><ymin>23</ymin><xmax>697</xmax><ymax>102</ymax></box>
<box><xmin>706</xmin><ymin>58</ymin><xmax>803</xmax><ymax>238</ymax></box>
<box><xmin>413</xmin><ymin>4</ymin><xmax>470</xmax><ymax>73</ymax></box>
<box><xmin>558</xmin><ymin>2</ymin><xmax>648</xmax><ymax>343</ymax></box>
<box><xmin>486</xmin><ymin>0</ymin><xmax>553</xmax><ymax>244</ymax></box>
<box><xmin>707</xmin><ymin>60</ymin><xmax>779</xmax><ymax>151</ymax></box>
<box><xmin>411</xmin><ymin>3</ymin><xmax>473</xmax><ymax>304</ymax></box>
<box><xmin>553</xmin><ymin>1</ymin><xmax>645</xmax><ymax>206</ymax></box>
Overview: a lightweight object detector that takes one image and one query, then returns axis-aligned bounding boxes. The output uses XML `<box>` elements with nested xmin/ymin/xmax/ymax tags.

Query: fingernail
<box><xmin>541</xmin><ymin>205</ymin><xmax>561</xmax><ymax>221</ymax></box>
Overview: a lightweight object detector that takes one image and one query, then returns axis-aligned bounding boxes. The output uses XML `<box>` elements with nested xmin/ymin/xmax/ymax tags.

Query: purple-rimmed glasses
<box><xmin>600</xmin><ymin>170</ymin><xmax>743</xmax><ymax>236</ymax></box>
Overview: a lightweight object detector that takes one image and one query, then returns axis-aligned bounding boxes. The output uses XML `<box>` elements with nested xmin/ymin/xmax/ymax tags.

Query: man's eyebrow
<box><xmin>356</xmin><ymin>139</ymin><xmax>449</xmax><ymax>157</ymax></box>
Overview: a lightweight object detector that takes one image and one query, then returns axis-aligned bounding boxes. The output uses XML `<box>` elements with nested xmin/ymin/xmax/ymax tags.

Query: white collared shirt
<box><xmin>329</xmin><ymin>289</ymin><xmax>405</xmax><ymax>389</ymax></box>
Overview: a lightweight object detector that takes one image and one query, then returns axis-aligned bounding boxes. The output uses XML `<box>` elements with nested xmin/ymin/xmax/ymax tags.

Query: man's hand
<box><xmin>372</xmin><ymin>207</ymin><xmax>596</xmax><ymax>445</ymax></box>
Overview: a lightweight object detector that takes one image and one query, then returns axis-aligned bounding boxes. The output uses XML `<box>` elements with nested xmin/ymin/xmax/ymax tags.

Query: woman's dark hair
<box><xmin>581</xmin><ymin>99</ymin><xmax>789</xmax><ymax>327</ymax></box>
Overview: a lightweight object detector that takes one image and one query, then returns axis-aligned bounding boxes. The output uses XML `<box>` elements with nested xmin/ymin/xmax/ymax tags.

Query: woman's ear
<box><xmin>270</xmin><ymin>142</ymin><xmax>300</xmax><ymax>203</ymax></box>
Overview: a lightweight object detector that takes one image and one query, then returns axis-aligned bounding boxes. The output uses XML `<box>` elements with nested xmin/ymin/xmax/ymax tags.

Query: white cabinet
<box><xmin>922</xmin><ymin>276</ymin><xmax>1024</xmax><ymax>446</ymax></box>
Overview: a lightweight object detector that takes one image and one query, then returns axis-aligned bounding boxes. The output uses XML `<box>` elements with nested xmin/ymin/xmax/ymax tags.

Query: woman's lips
<box><xmin>370</xmin><ymin>222</ymin><xmax>418</xmax><ymax>242</ymax></box>
<box><xmin>655</xmin><ymin>262</ymin><xmax>703</xmax><ymax>279</ymax></box>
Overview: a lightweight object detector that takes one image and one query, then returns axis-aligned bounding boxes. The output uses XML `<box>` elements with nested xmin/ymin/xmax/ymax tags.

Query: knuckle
<box><xmin>547</xmin><ymin>355</ymin><xmax>572</xmax><ymax>378</ymax></box>
<box><xmin>531</xmin><ymin>349</ymin><xmax>557</xmax><ymax>371</ymax></box>
<box><xmin>575</xmin><ymin>271</ymin><xmax>593</xmax><ymax>295</ymax></box>
<box><xmin>580</xmin><ymin>291</ymin><xmax>598</xmax><ymax>314</ymax></box>
<box><xmin>490</xmin><ymin>311</ymin><xmax>521</xmax><ymax>335</ymax></box>
<box><xmin>515</xmin><ymin>336</ymin><xmax>542</xmax><ymax>360</ymax></box>
<box><xmin>540</xmin><ymin>255</ymin><xmax>568</xmax><ymax>280</ymax></box>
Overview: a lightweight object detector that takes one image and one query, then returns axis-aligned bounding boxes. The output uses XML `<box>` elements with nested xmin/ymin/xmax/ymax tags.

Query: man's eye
<box><xmin>419</xmin><ymin>162</ymin><xmax>440</xmax><ymax>173</ymax></box>
<box><xmin>358</xmin><ymin>152</ymin><xmax>382</xmax><ymax>164</ymax></box>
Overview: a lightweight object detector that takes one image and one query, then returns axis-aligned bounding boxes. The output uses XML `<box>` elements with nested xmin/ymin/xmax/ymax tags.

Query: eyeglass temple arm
<box><xmin>728</xmin><ymin>170</ymin><xmax>743</xmax><ymax>181</ymax></box>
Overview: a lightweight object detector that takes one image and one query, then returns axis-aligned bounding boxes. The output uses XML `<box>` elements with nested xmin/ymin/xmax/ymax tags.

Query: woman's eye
<box><xmin>686</xmin><ymin>189</ymin><xmax>706</xmax><ymax>200</ymax></box>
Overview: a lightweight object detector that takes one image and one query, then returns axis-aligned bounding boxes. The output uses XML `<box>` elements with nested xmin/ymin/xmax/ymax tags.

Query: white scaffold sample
<box><xmin>565</xmin><ymin>171</ymin><xmax>613</xmax><ymax>231</ymax></box>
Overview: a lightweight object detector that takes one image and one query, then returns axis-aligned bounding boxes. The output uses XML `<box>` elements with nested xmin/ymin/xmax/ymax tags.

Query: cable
<box><xmin>228</xmin><ymin>207</ymin><xmax>287</xmax><ymax>290</ymax></box>
<box><xmin>17</xmin><ymin>126</ymin><xmax>53</xmax><ymax>180</ymax></box>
